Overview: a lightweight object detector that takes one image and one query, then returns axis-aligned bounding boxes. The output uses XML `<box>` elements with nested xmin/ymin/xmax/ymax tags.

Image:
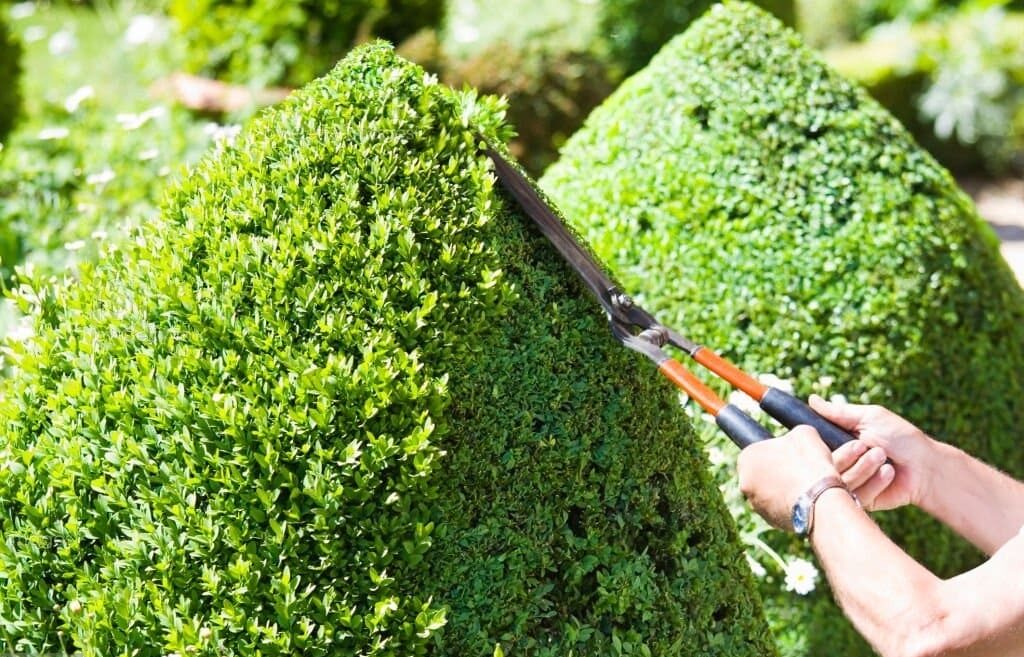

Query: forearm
<box><xmin>917</xmin><ymin>440</ymin><xmax>1024</xmax><ymax>554</ymax></box>
<box><xmin>811</xmin><ymin>489</ymin><xmax>945</xmax><ymax>657</ymax></box>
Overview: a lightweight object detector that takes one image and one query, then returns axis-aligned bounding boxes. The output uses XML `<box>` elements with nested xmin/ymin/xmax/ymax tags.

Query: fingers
<box><xmin>837</xmin><ymin>444</ymin><xmax>887</xmax><ymax>491</ymax></box>
<box><xmin>809</xmin><ymin>394</ymin><xmax>868</xmax><ymax>432</ymax></box>
<box><xmin>851</xmin><ymin>463</ymin><xmax>896</xmax><ymax>511</ymax></box>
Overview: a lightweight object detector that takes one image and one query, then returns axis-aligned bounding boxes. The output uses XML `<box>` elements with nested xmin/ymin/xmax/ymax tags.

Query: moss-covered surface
<box><xmin>0</xmin><ymin>12</ymin><xmax>22</xmax><ymax>147</ymax></box>
<box><xmin>542</xmin><ymin>2</ymin><xmax>1024</xmax><ymax>655</ymax></box>
<box><xmin>0</xmin><ymin>43</ymin><xmax>774</xmax><ymax>656</ymax></box>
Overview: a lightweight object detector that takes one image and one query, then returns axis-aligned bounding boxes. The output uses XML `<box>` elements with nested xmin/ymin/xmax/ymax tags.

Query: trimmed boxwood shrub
<box><xmin>168</xmin><ymin>0</ymin><xmax>445</xmax><ymax>86</ymax></box>
<box><xmin>541</xmin><ymin>2</ymin><xmax>1024</xmax><ymax>655</ymax></box>
<box><xmin>0</xmin><ymin>12</ymin><xmax>21</xmax><ymax>147</ymax></box>
<box><xmin>0</xmin><ymin>42</ymin><xmax>776</xmax><ymax>656</ymax></box>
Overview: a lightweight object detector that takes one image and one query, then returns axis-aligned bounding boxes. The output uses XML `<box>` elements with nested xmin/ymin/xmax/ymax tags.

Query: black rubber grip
<box><xmin>759</xmin><ymin>387</ymin><xmax>855</xmax><ymax>451</ymax></box>
<box><xmin>716</xmin><ymin>404</ymin><xmax>773</xmax><ymax>449</ymax></box>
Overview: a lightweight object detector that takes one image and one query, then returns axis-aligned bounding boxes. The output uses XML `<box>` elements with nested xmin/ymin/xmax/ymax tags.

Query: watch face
<box><xmin>792</xmin><ymin>501</ymin><xmax>809</xmax><ymax>534</ymax></box>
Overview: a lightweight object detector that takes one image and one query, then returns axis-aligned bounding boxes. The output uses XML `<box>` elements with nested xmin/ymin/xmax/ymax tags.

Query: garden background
<box><xmin>0</xmin><ymin>0</ymin><xmax>1022</xmax><ymax>656</ymax></box>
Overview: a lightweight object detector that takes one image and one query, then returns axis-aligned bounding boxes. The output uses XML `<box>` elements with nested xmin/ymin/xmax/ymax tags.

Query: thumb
<box><xmin>809</xmin><ymin>394</ymin><xmax>863</xmax><ymax>433</ymax></box>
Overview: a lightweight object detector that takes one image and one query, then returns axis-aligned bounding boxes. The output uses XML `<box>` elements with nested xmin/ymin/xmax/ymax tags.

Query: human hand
<box><xmin>737</xmin><ymin>425</ymin><xmax>839</xmax><ymax>531</ymax></box>
<box><xmin>809</xmin><ymin>395</ymin><xmax>935</xmax><ymax>511</ymax></box>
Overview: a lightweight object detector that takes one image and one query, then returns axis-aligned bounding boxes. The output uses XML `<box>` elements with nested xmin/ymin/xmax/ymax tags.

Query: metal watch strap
<box><xmin>797</xmin><ymin>475</ymin><xmax>850</xmax><ymax>538</ymax></box>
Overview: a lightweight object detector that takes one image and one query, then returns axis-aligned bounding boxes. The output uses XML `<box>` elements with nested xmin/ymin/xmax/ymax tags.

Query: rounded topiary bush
<box><xmin>541</xmin><ymin>2</ymin><xmax>1024</xmax><ymax>655</ymax></box>
<box><xmin>168</xmin><ymin>0</ymin><xmax>444</xmax><ymax>86</ymax></box>
<box><xmin>0</xmin><ymin>42</ymin><xmax>775</xmax><ymax>656</ymax></box>
<box><xmin>0</xmin><ymin>12</ymin><xmax>22</xmax><ymax>147</ymax></box>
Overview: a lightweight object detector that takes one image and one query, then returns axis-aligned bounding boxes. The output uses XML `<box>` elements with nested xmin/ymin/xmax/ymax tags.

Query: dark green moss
<box><xmin>542</xmin><ymin>2</ymin><xmax>1024</xmax><ymax>655</ymax></box>
<box><xmin>0</xmin><ymin>13</ymin><xmax>22</xmax><ymax>146</ymax></box>
<box><xmin>0</xmin><ymin>43</ymin><xmax>774</xmax><ymax>656</ymax></box>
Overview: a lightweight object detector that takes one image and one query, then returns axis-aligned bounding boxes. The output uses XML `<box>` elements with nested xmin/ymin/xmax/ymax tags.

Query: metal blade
<box><xmin>483</xmin><ymin>146</ymin><xmax>621</xmax><ymax>315</ymax></box>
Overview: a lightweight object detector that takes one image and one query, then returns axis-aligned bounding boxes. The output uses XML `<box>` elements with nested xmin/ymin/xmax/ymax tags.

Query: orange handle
<box><xmin>658</xmin><ymin>359</ymin><xmax>725</xmax><ymax>414</ymax></box>
<box><xmin>692</xmin><ymin>348</ymin><xmax>767</xmax><ymax>400</ymax></box>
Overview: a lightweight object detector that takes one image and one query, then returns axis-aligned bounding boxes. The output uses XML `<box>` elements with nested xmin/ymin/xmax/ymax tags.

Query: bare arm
<box><xmin>739</xmin><ymin>427</ymin><xmax>1024</xmax><ymax>657</ymax></box>
<box><xmin>813</xmin><ymin>489</ymin><xmax>1024</xmax><ymax>657</ymax></box>
<box><xmin>913</xmin><ymin>440</ymin><xmax>1024</xmax><ymax>555</ymax></box>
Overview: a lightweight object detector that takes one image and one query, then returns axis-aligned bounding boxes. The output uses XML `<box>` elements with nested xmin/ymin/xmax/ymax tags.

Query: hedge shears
<box><xmin>483</xmin><ymin>145</ymin><xmax>857</xmax><ymax>450</ymax></box>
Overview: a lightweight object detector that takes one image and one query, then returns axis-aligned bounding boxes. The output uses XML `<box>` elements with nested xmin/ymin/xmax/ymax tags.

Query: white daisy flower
<box><xmin>138</xmin><ymin>147</ymin><xmax>160</xmax><ymax>161</ymax></box>
<box><xmin>783</xmin><ymin>558</ymin><xmax>818</xmax><ymax>595</ymax></box>
<box><xmin>64</xmin><ymin>240</ymin><xmax>86</xmax><ymax>252</ymax></box>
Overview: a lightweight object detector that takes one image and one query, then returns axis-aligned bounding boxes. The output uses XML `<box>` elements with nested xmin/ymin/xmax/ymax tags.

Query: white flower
<box><xmin>830</xmin><ymin>394</ymin><xmax>848</xmax><ymax>405</ymax></box>
<box><xmin>90</xmin><ymin>229</ymin><xmax>108</xmax><ymax>240</ymax></box>
<box><xmin>22</xmin><ymin>26</ymin><xmax>45</xmax><ymax>43</ymax></box>
<box><xmin>37</xmin><ymin>126</ymin><xmax>69</xmax><ymax>141</ymax></box>
<box><xmin>10</xmin><ymin>3</ymin><xmax>36</xmax><ymax>20</ymax></box>
<box><xmin>64</xmin><ymin>240</ymin><xmax>86</xmax><ymax>252</ymax></box>
<box><xmin>85</xmin><ymin>168</ymin><xmax>115</xmax><ymax>186</ymax></box>
<box><xmin>138</xmin><ymin>147</ymin><xmax>160</xmax><ymax>161</ymax></box>
<box><xmin>64</xmin><ymin>85</ymin><xmax>94</xmax><ymax>113</ymax></box>
<box><xmin>423</xmin><ymin>72</ymin><xmax>438</xmax><ymax>86</ymax></box>
<box><xmin>158</xmin><ymin>165</ymin><xmax>171</xmax><ymax>177</ymax></box>
<box><xmin>198</xmin><ymin>626</ymin><xmax>212</xmax><ymax>640</ymax></box>
<box><xmin>757</xmin><ymin>373</ymin><xmax>794</xmax><ymax>394</ymax></box>
<box><xmin>783</xmin><ymin>558</ymin><xmax>818</xmax><ymax>595</ymax></box>
<box><xmin>815</xmin><ymin>375</ymin><xmax>835</xmax><ymax>389</ymax></box>
<box><xmin>728</xmin><ymin>389</ymin><xmax>760</xmax><ymax>415</ymax></box>
<box><xmin>123</xmin><ymin>14</ymin><xmax>167</xmax><ymax>47</ymax></box>
<box><xmin>68</xmin><ymin>599</ymin><xmax>82</xmax><ymax>614</ymax></box>
<box><xmin>48</xmin><ymin>30</ymin><xmax>77</xmax><ymax>56</ymax></box>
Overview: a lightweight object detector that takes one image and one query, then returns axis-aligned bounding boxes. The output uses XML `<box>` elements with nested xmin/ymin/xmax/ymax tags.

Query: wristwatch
<box><xmin>791</xmin><ymin>475</ymin><xmax>855</xmax><ymax>537</ymax></box>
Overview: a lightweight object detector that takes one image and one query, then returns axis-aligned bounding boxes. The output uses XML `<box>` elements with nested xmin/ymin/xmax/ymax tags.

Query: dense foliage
<box><xmin>168</xmin><ymin>0</ymin><xmax>444</xmax><ymax>86</ymax></box>
<box><xmin>0</xmin><ymin>11</ymin><xmax>22</xmax><ymax>148</ymax></box>
<box><xmin>0</xmin><ymin>43</ymin><xmax>775</xmax><ymax>656</ymax></box>
<box><xmin>542</xmin><ymin>2</ymin><xmax>1024</xmax><ymax>655</ymax></box>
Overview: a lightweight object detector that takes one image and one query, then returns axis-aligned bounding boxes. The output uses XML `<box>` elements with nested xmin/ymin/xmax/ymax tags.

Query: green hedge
<box><xmin>0</xmin><ymin>42</ymin><xmax>774</xmax><ymax>656</ymax></box>
<box><xmin>168</xmin><ymin>0</ymin><xmax>444</xmax><ymax>86</ymax></box>
<box><xmin>542</xmin><ymin>2</ymin><xmax>1024</xmax><ymax>655</ymax></box>
<box><xmin>0</xmin><ymin>12</ymin><xmax>21</xmax><ymax>147</ymax></box>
